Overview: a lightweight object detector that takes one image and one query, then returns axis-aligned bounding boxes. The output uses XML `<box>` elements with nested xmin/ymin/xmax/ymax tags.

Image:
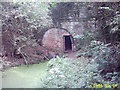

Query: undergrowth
<box><xmin>40</xmin><ymin>40</ymin><xmax>120</xmax><ymax>88</ymax></box>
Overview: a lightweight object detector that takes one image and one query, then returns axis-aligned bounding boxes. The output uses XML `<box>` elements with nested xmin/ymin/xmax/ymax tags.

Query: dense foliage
<box><xmin>77</xmin><ymin>40</ymin><xmax>120</xmax><ymax>84</ymax></box>
<box><xmin>41</xmin><ymin>56</ymin><xmax>119</xmax><ymax>88</ymax></box>
<box><xmin>49</xmin><ymin>2</ymin><xmax>120</xmax><ymax>44</ymax></box>
<box><xmin>1</xmin><ymin>2</ymin><xmax>53</xmax><ymax>62</ymax></box>
<box><xmin>41</xmin><ymin>57</ymin><xmax>97</xmax><ymax>88</ymax></box>
<box><xmin>42</xmin><ymin>2</ymin><xmax>120</xmax><ymax>88</ymax></box>
<box><xmin>40</xmin><ymin>40</ymin><xmax>120</xmax><ymax>88</ymax></box>
<box><xmin>95</xmin><ymin>2</ymin><xmax>120</xmax><ymax>43</ymax></box>
<box><xmin>0</xmin><ymin>2</ymin><xmax>120</xmax><ymax>88</ymax></box>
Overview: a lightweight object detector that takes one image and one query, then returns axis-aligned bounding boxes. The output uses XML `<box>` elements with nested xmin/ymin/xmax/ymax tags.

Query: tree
<box><xmin>1</xmin><ymin>2</ymin><xmax>53</xmax><ymax>62</ymax></box>
<box><xmin>95</xmin><ymin>2</ymin><xmax>119</xmax><ymax>44</ymax></box>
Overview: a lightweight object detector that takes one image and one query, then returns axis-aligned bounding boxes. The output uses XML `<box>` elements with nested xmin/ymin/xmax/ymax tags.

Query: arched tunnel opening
<box><xmin>64</xmin><ymin>35</ymin><xmax>73</xmax><ymax>51</ymax></box>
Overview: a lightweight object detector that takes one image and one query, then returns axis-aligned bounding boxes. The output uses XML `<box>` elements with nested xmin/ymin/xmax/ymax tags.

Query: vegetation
<box><xmin>41</xmin><ymin>41</ymin><xmax>120</xmax><ymax>88</ymax></box>
<box><xmin>1</xmin><ymin>1</ymin><xmax>120</xmax><ymax>88</ymax></box>
<box><xmin>1</xmin><ymin>2</ymin><xmax>53</xmax><ymax>63</ymax></box>
<box><xmin>41</xmin><ymin>57</ymin><xmax>98</xmax><ymax>88</ymax></box>
<box><xmin>77</xmin><ymin>40</ymin><xmax>120</xmax><ymax>83</ymax></box>
<box><xmin>41</xmin><ymin>2</ymin><xmax>120</xmax><ymax>88</ymax></box>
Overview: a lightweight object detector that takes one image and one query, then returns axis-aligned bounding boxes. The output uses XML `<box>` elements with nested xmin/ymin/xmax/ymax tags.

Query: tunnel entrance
<box><xmin>64</xmin><ymin>35</ymin><xmax>72</xmax><ymax>51</ymax></box>
<box><xmin>42</xmin><ymin>28</ymin><xmax>75</xmax><ymax>52</ymax></box>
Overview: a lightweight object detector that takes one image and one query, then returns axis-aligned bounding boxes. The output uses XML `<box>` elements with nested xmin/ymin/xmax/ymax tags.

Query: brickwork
<box><xmin>42</xmin><ymin>28</ymin><xmax>73</xmax><ymax>52</ymax></box>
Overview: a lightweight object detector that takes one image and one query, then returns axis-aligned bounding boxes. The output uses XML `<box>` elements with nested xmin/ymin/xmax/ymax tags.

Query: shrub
<box><xmin>40</xmin><ymin>42</ymin><xmax>120</xmax><ymax>88</ymax></box>
<box><xmin>77</xmin><ymin>40</ymin><xmax>120</xmax><ymax>83</ymax></box>
<box><xmin>74</xmin><ymin>29</ymin><xmax>96</xmax><ymax>50</ymax></box>
<box><xmin>40</xmin><ymin>56</ymin><xmax>107</xmax><ymax>88</ymax></box>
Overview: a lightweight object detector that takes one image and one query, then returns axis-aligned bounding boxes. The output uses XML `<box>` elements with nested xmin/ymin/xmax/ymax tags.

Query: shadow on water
<box><xmin>2</xmin><ymin>61</ymin><xmax>48</xmax><ymax>88</ymax></box>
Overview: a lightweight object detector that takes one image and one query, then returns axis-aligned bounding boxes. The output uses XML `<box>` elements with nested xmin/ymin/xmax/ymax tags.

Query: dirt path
<box><xmin>65</xmin><ymin>49</ymin><xmax>83</xmax><ymax>59</ymax></box>
<box><xmin>67</xmin><ymin>51</ymin><xmax>77</xmax><ymax>58</ymax></box>
<box><xmin>64</xmin><ymin>50</ymin><xmax>82</xmax><ymax>59</ymax></box>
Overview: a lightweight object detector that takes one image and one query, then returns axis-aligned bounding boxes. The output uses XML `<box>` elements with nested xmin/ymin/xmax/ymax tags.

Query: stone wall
<box><xmin>61</xmin><ymin>20</ymin><xmax>96</xmax><ymax>41</ymax></box>
<box><xmin>61</xmin><ymin>21</ymin><xmax>86</xmax><ymax>36</ymax></box>
<box><xmin>60</xmin><ymin>3</ymin><xmax>96</xmax><ymax>49</ymax></box>
<box><xmin>60</xmin><ymin>3</ymin><xmax>96</xmax><ymax>37</ymax></box>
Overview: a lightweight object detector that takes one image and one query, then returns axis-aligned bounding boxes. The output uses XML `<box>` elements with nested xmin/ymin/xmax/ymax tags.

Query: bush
<box><xmin>77</xmin><ymin>40</ymin><xmax>120</xmax><ymax>83</ymax></box>
<box><xmin>40</xmin><ymin>56</ymin><xmax>108</xmax><ymax>88</ymax></box>
<box><xmin>74</xmin><ymin>30</ymin><xmax>96</xmax><ymax>50</ymax></box>
<box><xmin>40</xmin><ymin>41</ymin><xmax>120</xmax><ymax>88</ymax></box>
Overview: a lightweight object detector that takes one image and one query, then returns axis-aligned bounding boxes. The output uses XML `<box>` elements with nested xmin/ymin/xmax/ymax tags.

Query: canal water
<box><xmin>2</xmin><ymin>61</ymin><xmax>48</xmax><ymax>88</ymax></box>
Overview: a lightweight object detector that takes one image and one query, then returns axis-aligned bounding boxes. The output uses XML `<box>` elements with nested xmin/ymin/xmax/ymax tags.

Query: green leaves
<box><xmin>110</xmin><ymin>15</ymin><xmax>119</xmax><ymax>34</ymax></box>
<box><xmin>41</xmin><ymin>56</ymin><xmax>99</xmax><ymax>88</ymax></box>
<box><xmin>16</xmin><ymin>2</ymin><xmax>52</xmax><ymax>29</ymax></box>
